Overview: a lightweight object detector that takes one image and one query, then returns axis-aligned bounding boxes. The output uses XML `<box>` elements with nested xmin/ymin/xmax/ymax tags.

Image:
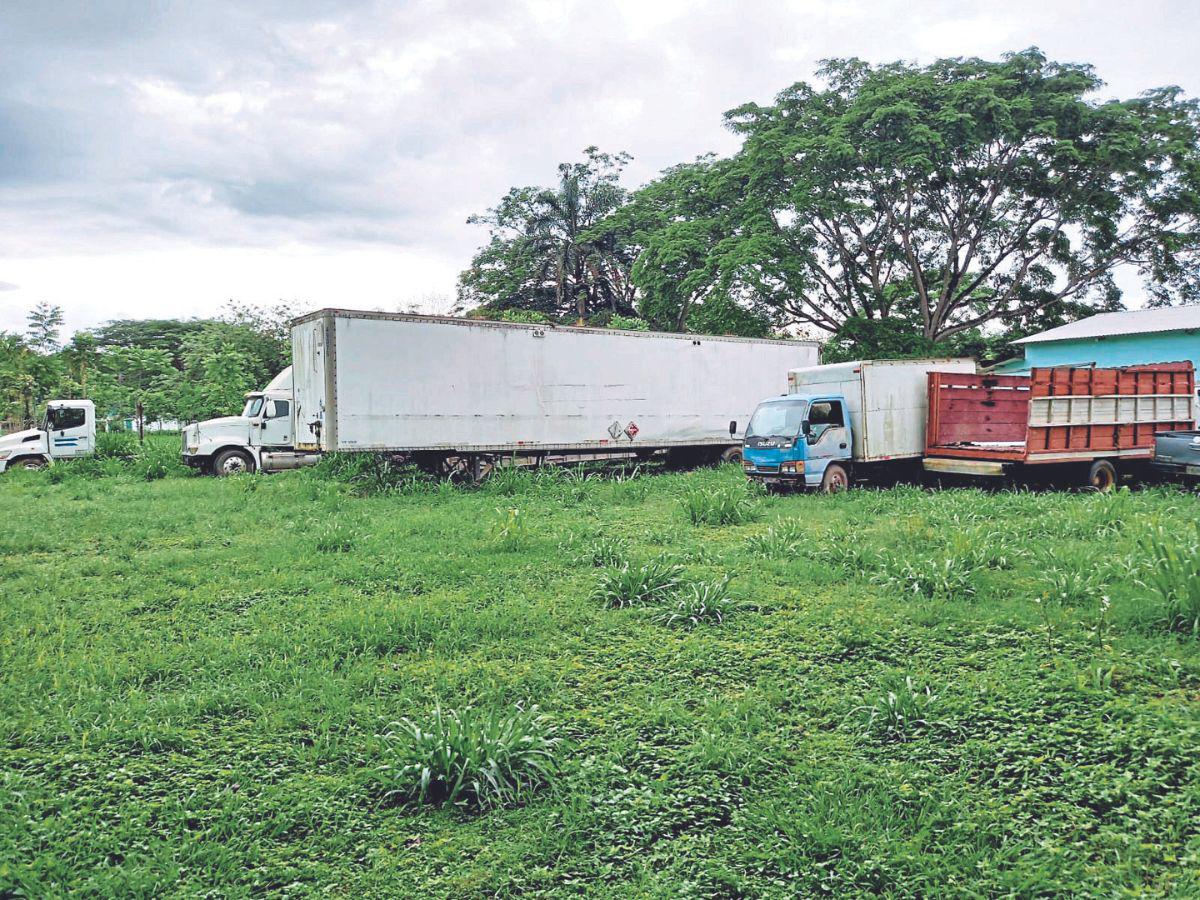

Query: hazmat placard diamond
<box><xmin>624</xmin><ymin>421</ymin><xmax>640</xmax><ymax>439</ymax></box>
<box><xmin>608</xmin><ymin>420</ymin><xmax>622</xmax><ymax>440</ymax></box>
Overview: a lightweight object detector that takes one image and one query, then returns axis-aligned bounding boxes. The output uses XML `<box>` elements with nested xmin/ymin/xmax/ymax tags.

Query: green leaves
<box><xmin>377</xmin><ymin>704</ymin><xmax>562</xmax><ymax>809</ymax></box>
<box><xmin>624</xmin><ymin>49</ymin><xmax>1200</xmax><ymax>351</ymax></box>
<box><xmin>458</xmin><ymin>147</ymin><xmax>638</xmax><ymax>322</ymax></box>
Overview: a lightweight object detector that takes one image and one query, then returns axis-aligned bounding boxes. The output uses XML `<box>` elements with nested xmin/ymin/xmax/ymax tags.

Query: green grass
<box><xmin>1</xmin><ymin>464</ymin><xmax>1199</xmax><ymax>896</ymax></box>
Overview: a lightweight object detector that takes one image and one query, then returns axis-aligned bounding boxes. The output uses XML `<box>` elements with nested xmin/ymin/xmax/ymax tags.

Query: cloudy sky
<box><xmin>1</xmin><ymin>0</ymin><xmax>1198</xmax><ymax>336</ymax></box>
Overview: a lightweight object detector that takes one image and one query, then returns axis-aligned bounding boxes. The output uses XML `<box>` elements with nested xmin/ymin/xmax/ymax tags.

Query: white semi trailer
<box><xmin>182</xmin><ymin>309</ymin><xmax>820</xmax><ymax>476</ymax></box>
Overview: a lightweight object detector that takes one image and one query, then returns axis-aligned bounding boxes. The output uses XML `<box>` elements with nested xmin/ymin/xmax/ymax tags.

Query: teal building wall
<box><xmin>998</xmin><ymin>329</ymin><xmax>1200</xmax><ymax>376</ymax></box>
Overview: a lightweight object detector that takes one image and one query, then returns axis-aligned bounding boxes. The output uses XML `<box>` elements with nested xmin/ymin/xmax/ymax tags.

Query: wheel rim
<box><xmin>827</xmin><ymin>468</ymin><xmax>847</xmax><ymax>492</ymax></box>
<box><xmin>1091</xmin><ymin>467</ymin><xmax>1115</xmax><ymax>492</ymax></box>
<box><xmin>222</xmin><ymin>456</ymin><xmax>248</xmax><ymax>475</ymax></box>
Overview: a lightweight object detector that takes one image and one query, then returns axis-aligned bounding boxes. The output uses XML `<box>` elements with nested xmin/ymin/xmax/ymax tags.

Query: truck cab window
<box><xmin>47</xmin><ymin>407</ymin><xmax>86</xmax><ymax>431</ymax></box>
<box><xmin>746</xmin><ymin>399</ymin><xmax>807</xmax><ymax>444</ymax></box>
<box><xmin>242</xmin><ymin>397</ymin><xmax>265</xmax><ymax>418</ymax></box>
<box><xmin>267</xmin><ymin>399</ymin><xmax>290</xmax><ymax>419</ymax></box>
<box><xmin>807</xmin><ymin>401</ymin><xmax>844</xmax><ymax>441</ymax></box>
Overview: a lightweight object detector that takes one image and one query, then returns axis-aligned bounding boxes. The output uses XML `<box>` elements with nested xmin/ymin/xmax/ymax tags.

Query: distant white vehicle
<box><xmin>182</xmin><ymin>309</ymin><xmax>820</xmax><ymax>476</ymax></box>
<box><xmin>0</xmin><ymin>400</ymin><xmax>96</xmax><ymax>472</ymax></box>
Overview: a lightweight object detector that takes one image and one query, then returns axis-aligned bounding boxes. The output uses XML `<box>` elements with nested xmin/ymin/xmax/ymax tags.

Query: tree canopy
<box><xmin>0</xmin><ymin>301</ymin><xmax>302</xmax><ymax>430</ymax></box>
<box><xmin>645</xmin><ymin>49</ymin><xmax>1200</xmax><ymax>343</ymax></box>
<box><xmin>460</xmin><ymin>49</ymin><xmax>1200</xmax><ymax>355</ymax></box>
<box><xmin>457</xmin><ymin>147</ymin><xmax>638</xmax><ymax>323</ymax></box>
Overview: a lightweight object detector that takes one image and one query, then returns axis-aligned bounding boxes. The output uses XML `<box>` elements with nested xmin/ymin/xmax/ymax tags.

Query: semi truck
<box><xmin>0</xmin><ymin>400</ymin><xmax>96</xmax><ymax>472</ymax></box>
<box><xmin>742</xmin><ymin>359</ymin><xmax>977</xmax><ymax>491</ymax></box>
<box><xmin>923</xmin><ymin>362</ymin><xmax>1197</xmax><ymax>489</ymax></box>
<box><xmin>182</xmin><ymin>309</ymin><xmax>820</xmax><ymax>476</ymax></box>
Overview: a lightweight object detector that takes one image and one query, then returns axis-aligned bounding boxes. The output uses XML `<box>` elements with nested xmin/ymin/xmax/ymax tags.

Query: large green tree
<box><xmin>458</xmin><ymin>147</ymin><xmax>638</xmax><ymax>322</ymax></box>
<box><xmin>628</xmin><ymin>49</ymin><xmax>1200</xmax><ymax>345</ymax></box>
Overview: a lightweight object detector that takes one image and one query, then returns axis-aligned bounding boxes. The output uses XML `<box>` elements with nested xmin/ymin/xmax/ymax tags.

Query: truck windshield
<box><xmin>746</xmin><ymin>399</ymin><xmax>807</xmax><ymax>441</ymax></box>
<box><xmin>242</xmin><ymin>397</ymin><xmax>265</xmax><ymax>418</ymax></box>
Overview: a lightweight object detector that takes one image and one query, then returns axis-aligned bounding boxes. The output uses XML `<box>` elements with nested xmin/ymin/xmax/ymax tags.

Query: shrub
<box><xmin>871</xmin><ymin>553</ymin><xmax>976</xmax><ymax>600</ymax></box>
<box><xmin>95</xmin><ymin>431</ymin><xmax>139</xmax><ymax>460</ymax></box>
<box><xmin>653</xmin><ymin>577</ymin><xmax>734</xmax><ymax>628</ymax></box>
<box><xmin>482</xmin><ymin>464</ymin><xmax>534</xmax><ymax>496</ymax></box>
<box><xmin>592</xmin><ymin>559</ymin><xmax>684</xmax><ymax>608</ymax></box>
<box><xmin>607</xmin><ymin>314</ymin><xmax>650</xmax><ymax>331</ymax></box>
<box><xmin>852</xmin><ymin>675</ymin><xmax>940</xmax><ymax>743</ymax></box>
<box><xmin>1139</xmin><ymin>524</ymin><xmax>1200</xmax><ymax>635</ymax></box>
<box><xmin>681</xmin><ymin>485</ymin><xmax>759</xmax><ymax>526</ymax></box>
<box><xmin>377</xmin><ymin>704</ymin><xmax>561</xmax><ymax>809</ymax></box>
<box><xmin>134</xmin><ymin>440</ymin><xmax>190</xmax><ymax>481</ymax></box>
<box><xmin>312</xmin><ymin>452</ymin><xmax>430</xmax><ymax>496</ymax></box>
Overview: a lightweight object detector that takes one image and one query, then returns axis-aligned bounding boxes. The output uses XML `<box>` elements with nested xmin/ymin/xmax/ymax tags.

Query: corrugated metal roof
<box><xmin>1014</xmin><ymin>305</ymin><xmax>1200</xmax><ymax>344</ymax></box>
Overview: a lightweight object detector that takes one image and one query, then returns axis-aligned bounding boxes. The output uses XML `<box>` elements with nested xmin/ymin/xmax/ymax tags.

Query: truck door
<box><xmin>803</xmin><ymin>399</ymin><xmax>849</xmax><ymax>477</ymax></box>
<box><xmin>259</xmin><ymin>398</ymin><xmax>293</xmax><ymax>447</ymax></box>
<box><xmin>46</xmin><ymin>404</ymin><xmax>93</xmax><ymax>458</ymax></box>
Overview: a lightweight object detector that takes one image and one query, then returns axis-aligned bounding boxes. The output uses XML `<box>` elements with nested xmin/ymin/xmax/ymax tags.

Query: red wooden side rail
<box><xmin>927</xmin><ymin>362</ymin><xmax>1196</xmax><ymax>464</ymax></box>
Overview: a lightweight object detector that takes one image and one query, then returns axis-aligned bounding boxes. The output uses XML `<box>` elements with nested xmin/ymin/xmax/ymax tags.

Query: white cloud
<box><xmin>0</xmin><ymin>0</ymin><xmax>1196</xmax><ymax>333</ymax></box>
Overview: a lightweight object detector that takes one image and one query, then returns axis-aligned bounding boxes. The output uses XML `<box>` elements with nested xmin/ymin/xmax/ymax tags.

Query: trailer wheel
<box><xmin>820</xmin><ymin>463</ymin><xmax>849</xmax><ymax>494</ymax></box>
<box><xmin>212</xmin><ymin>448</ymin><xmax>255</xmax><ymax>477</ymax></box>
<box><xmin>720</xmin><ymin>446</ymin><xmax>743</xmax><ymax>464</ymax></box>
<box><xmin>1087</xmin><ymin>460</ymin><xmax>1117</xmax><ymax>493</ymax></box>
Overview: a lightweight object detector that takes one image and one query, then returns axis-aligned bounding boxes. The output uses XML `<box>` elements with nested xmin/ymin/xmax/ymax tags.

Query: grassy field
<box><xmin>2</xmin><ymin>449</ymin><xmax>1199</xmax><ymax>897</ymax></box>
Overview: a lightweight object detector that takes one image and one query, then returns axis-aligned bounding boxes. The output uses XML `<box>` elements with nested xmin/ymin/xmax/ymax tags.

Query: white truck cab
<box><xmin>0</xmin><ymin>400</ymin><xmax>96</xmax><ymax>472</ymax></box>
<box><xmin>181</xmin><ymin>367</ymin><xmax>319</xmax><ymax>475</ymax></box>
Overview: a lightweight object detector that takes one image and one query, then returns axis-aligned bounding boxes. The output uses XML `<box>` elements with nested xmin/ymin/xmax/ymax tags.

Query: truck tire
<box><xmin>820</xmin><ymin>462</ymin><xmax>849</xmax><ymax>494</ymax></box>
<box><xmin>1087</xmin><ymin>460</ymin><xmax>1117</xmax><ymax>493</ymax></box>
<box><xmin>720</xmin><ymin>446</ymin><xmax>743</xmax><ymax>464</ymax></box>
<box><xmin>17</xmin><ymin>457</ymin><xmax>47</xmax><ymax>470</ymax></box>
<box><xmin>212</xmin><ymin>448</ymin><xmax>255</xmax><ymax>477</ymax></box>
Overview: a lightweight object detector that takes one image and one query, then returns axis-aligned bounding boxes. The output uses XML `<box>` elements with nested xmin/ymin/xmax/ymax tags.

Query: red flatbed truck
<box><xmin>922</xmin><ymin>362</ymin><xmax>1196</xmax><ymax>490</ymax></box>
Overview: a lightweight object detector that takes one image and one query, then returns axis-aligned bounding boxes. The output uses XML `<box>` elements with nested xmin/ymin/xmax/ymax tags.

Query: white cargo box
<box><xmin>787</xmin><ymin>358</ymin><xmax>977</xmax><ymax>462</ymax></box>
<box><xmin>292</xmin><ymin>310</ymin><xmax>819</xmax><ymax>453</ymax></box>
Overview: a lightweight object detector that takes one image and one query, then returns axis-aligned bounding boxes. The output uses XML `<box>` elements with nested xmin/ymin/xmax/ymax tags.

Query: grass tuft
<box><xmin>592</xmin><ymin>559</ymin><xmax>684</xmax><ymax>608</ymax></box>
<box><xmin>652</xmin><ymin>577</ymin><xmax>735</xmax><ymax>628</ymax></box>
<box><xmin>377</xmin><ymin>704</ymin><xmax>561</xmax><ymax>809</ymax></box>
<box><xmin>852</xmin><ymin>675</ymin><xmax>940</xmax><ymax>743</ymax></box>
<box><xmin>681</xmin><ymin>484</ymin><xmax>759</xmax><ymax>526</ymax></box>
<box><xmin>1139</xmin><ymin>524</ymin><xmax>1200</xmax><ymax>635</ymax></box>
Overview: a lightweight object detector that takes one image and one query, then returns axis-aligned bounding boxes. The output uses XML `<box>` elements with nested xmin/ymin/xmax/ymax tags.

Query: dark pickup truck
<box><xmin>1152</xmin><ymin>430</ymin><xmax>1200</xmax><ymax>482</ymax></box>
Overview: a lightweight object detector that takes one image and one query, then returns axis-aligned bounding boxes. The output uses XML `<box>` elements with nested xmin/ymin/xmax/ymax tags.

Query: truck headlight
<box><xmin>0</xmin><ymin>450</ymin><xmax>10</xmax><ymax>460</ymax></box>
<box><xmin>781</xmin><ymin>461</ymin><xmax>804</xmax><ymax>474</ymax></box>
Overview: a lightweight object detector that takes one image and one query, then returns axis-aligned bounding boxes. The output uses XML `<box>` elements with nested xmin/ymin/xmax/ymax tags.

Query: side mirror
<box><xmin>802</xmin><ymin>421</ymin><xmax>813</xmax><ymax>440</ymax></box>
<box><xmin>729</xmin><ymin>420</ymin><xmax>737</xmax><ymax>437</ymax></box>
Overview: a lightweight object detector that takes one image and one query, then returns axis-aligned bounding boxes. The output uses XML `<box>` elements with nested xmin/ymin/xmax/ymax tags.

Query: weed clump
<box><xmin>744</xmin><ymin>519</ymin><xmax>808</xmax><ymax>558</ymax></box>
<box><xmin>491</xmin><ymin>507</ymin><xmax>529</xmax><ymax>551</ymax></box>
<box><xmin>871</xmin><ymin>553</ymin><xmax>975</xmax><ymax>600</ymax></box>
<box><xmin>1140</xmin><ymin>524</ymin><xmax>1200</xmax><ymax>635</ymax></box>
<box><xmin>314</xmin><ymin>520</ymin><xmax>358</xmax><ymax>553</ymax></box>
<box><xmin>681</xmin><ymin>485</ymin><xmax>759</xmax><ymax>526</ymax></box>
<box><xmin>653</xmin><ymin>577</ymin><xmax>734</xmax><ymax>628</ymax></box>
<box><xmin>311</xmin><ymin>452</ymin><xmax>432</xmax><ymax>496</ymax></box>
<box><xmin>852</xmin><ymin>675</ymin><xmax>940</xmax><ymax>743</ymax></box>
<box><xmin>592</xmin><ymin>559</ymin><xmax>685</xmax><ymax>608</ymax></box>
<box><xmin>377</xmin><ymin>704</ymin><xmax>561</xmax><ymax>809</ymax></box>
